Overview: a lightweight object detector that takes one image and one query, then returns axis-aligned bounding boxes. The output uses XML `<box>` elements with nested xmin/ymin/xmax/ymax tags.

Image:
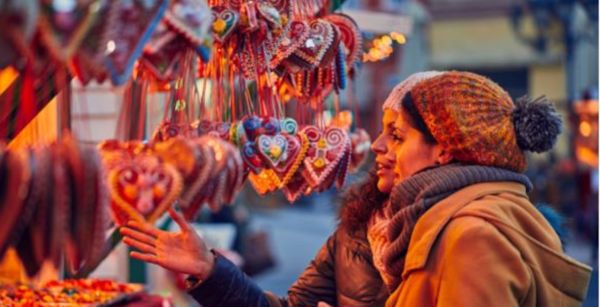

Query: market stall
<box><xmin>0</xmin><ymin>0</ymin><xmax>411</xmax><ymax>304</ymax></box>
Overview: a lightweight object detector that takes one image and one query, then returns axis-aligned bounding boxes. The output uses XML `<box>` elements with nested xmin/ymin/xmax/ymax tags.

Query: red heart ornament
<box><xmin>273</xmin><ymin>132</ymin><xmax>308</xmax><ymax>187</ymax></box>
<box><xmin>324</xmin><ymin>14</ymin><xmax>362</xmax><ymax>70</ymax></box>
<box><xmin>211</xmin><ymin>6</ymin><xmax>239</xmax><ymax>43</ymax></box>
<box><xmin>38</xmin><ymin>0</ymin><xmax>100</xmax><ymax>62</ymax></box>
<box><xmin>291</xmin><ymin>19</ymin><xmax>335</xmax><ymax>69</ymax></box>
<box><xmin>301</xmin><ymin>126</ymin><xmax>350</xmax><ymax>188</ymax></box>
<box><xmin>102</xmin><ymin>0</ymin><xmax>169</xmax><ymax>85</ymax></box>
<box><xmin>270</xmin><ymin>20</ymin><xmax>310</xmax><ymax>69</ymax></box>
<box><xmin>163</xmin><ymin>0</ymin><xmax>212</xmax><ymax>56</ymax></box>
<box><xmin>109</xmin><ymin>155</ymin><xmax>183</xmax><ymax>226</ymax></box>
<box><xmin>257</xmin><ymin>134</ymin><xmax>288</xmax><ymax>168</ymax></box>
<box><xmin>282</xmin><ymin>167</ymin><xmax>310</xmax><ymax>203</ymax></box>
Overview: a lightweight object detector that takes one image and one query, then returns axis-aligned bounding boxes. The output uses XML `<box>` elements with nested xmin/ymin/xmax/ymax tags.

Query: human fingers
<box><xmin>126</xmin><ymin>221</ymin><xmax>161</xmax><ymax>238</ymax></box>
<box><xmin>130</xmin><ymin>251</ymin><xmax>160</xmax><ymax>265</ymax></box>
<box><xmin>123</xmin><ymin>237</ymin><xmax>156</xmax><ymax>255</ymax></box>
<box><xmin>168</xmin><ymin>208</ymin><xmax>191</xmax><ymax>232</ymax></box>
<box><xmin>120</xmin><ymin>227</ymin><xmax>157</xmax><ymax>246</ymax></box>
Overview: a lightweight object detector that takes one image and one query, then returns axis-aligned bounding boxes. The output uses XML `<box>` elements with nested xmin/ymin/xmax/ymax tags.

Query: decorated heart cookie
<box><xmin>109</xmin><ymin>155</ymin><xmax>183</xmax><ymax>226</ymax></box>
<box><xmin>324</xmin><ymin>13</ymin><xmax>363</xmax><ymax>71</ymax></box>
<box><xmin>291</xmin><ymin>19</ymin><xmax>335</xmax><ymax>69</ymax></box>
<box><xmin>163</xmin><ymin>0</ymin><xmax>212</xmax><ymax>60</ymax></box>
<box><xmin>257</xmin><ymin>134</ymin><xmax>288</xmax><ymax>168</ymax></box>
<box><xmin>273</xmin><ymin>132</ymin><xmax>308</xmax><ymax>187</ymax></box>
<box><xmin>102</xmin><ymin>0</ymin><xmax>169</xmax><ymax>85</ymax></box>
<box><xmin>38</xmin><ymin>0</ymin><xmax>100</xmax><ymax>62</ymax></box>
<box><xmin>302</xmin><ymin>126</ymin><xmax>350</xmax><ymax>188</ymax></box>
<box><xmin>211</xmin><ymin>6</ymin><xmax>239</xmax><ymax>43</ymax></box>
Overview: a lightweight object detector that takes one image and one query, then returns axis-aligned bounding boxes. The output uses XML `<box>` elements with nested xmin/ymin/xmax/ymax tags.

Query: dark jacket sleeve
<box><xmin>187</xmin><ymin>252</ymin><xmax>271</xmax><ymax>307</ymax></box>
<box><xmin>188</xmin><ymin>233</ymin><xmax>339</xmax><ymax>307</ymax></box>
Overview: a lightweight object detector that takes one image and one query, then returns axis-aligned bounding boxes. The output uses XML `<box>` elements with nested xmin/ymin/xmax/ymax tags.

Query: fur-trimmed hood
<box><xmin>338</xmin><ymin>169</ymin><xmax>389</xmax><ymax>232</ymax></box>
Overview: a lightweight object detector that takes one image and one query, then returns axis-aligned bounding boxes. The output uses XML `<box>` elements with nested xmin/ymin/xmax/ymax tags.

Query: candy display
<box><xmin>0</xmin><ymin>279</ymin><xmax>143</xmax><ymax>305</ymax></box>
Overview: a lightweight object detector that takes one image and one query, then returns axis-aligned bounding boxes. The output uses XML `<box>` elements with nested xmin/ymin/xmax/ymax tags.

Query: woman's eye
<box><xmin>392</xmin><ymin>134</ymin><xmax>403</xmax><ymax>142</ymax></box>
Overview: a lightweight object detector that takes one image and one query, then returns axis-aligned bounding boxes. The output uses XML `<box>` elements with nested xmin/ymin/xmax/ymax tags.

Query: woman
<box><xmin>368</xmin><ymin>71</ymin><xmax>591</xmax><ymax>306</ymax></box>
<box><xmin>119</xmin><ymin>72</ymin><xmax>439</xmax><ymax>307</ymax></box>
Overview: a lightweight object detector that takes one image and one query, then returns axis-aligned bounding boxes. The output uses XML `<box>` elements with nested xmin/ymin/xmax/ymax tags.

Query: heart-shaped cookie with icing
<box><xmin>211</xmin><ymin>6</ymin><xmax>239</xmax><ymax>43</ymax></box>
<box><xmin>301</xmin><ymin>126</ymin><xmax>350</xmax><ymax>188</ymax></box>
<box><xmin>109</xmin><ymin>155</ymin><xmax>183</xmax><ymax>226</ymax></box>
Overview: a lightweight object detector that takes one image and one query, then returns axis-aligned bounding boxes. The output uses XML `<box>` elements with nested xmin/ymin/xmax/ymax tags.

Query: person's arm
<box><xmin>186</xmin><ymin>251</ymin><xmax>272</xmax><ymax>307</ymax></box>
<box><xmin>120</xmin><ymin>209</ymin><xmax>338</xmax><ymax>307</ymax></box>
<box><xmin>286</xmin><ymin>231</ymin><xmax>338</xmax><ymax>306</ymax></box>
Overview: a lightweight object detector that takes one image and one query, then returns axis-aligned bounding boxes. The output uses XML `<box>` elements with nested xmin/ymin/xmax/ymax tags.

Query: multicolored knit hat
<box><xmin>382</xmin><ymin>71</ymin><xmax>444</xmax><ymax>111</ymax></box>
<box><xmin>409</xmin><ymin>71</ymin><xmax>562</xmax><ymax>172</ymax></box>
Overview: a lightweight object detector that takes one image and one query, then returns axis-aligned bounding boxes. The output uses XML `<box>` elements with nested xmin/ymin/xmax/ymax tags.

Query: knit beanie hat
<box><xmin>408</xmin><ymin>71</ymin><xmax>562</xmax><ymax>172</ymax></box>
<box><xmin>382</xmin><ymin>71</ymin><xmax>444</xmax><ymax>111</ymax></box>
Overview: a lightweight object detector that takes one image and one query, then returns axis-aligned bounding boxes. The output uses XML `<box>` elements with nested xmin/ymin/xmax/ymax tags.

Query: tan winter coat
<box><xmin>386</xmin><ymin>182</ymin><xmax>592</xmax><ymax>307</ymax></box>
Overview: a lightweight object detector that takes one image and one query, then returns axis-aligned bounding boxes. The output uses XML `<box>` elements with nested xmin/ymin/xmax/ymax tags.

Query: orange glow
<box><xmin>579</xmin><ymin>121</ymin><xmax>592</xmax><ymax>137</ymax></box>
<box><xmin>0</xmin><ymin>66</ymin><xmax>18</xmax><ymax>94</ymax></box>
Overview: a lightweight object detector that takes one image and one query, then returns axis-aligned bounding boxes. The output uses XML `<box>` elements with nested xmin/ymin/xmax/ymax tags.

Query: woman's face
<box><xmin>371</xmin><ymin>109</ymin><xmax>441</xmax><ymax>193</ymax></box>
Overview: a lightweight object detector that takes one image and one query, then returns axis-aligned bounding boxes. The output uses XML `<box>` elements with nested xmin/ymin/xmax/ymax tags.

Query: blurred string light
<box><xmin>363</xmin><ymin>32</ymin><xmax>406</xmax><ymax>63</ymax></box>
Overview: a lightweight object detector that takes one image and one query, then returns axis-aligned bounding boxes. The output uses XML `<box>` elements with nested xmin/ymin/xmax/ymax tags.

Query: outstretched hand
<box><xmin>120</xmin><ymin>208</ymin><xmax>215</xmax><ymax>280</ymax></box>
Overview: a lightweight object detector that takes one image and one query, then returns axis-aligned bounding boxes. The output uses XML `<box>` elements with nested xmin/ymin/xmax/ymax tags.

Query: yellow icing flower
<box><xmin>213</xmin><ymin>19</ymin><xmax>226</xmax><ymax>33</ymax></box>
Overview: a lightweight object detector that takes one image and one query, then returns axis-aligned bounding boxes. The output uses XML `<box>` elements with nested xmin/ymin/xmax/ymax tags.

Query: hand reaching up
<box><xmin>120</xmin><ymin>208</ymin><xmax>215</xmax><ymax>280</ymax></box>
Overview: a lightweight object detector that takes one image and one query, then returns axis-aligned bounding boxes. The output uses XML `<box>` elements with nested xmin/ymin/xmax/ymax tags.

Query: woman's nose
<box><xmin>371</xmin><ymin>133</ymin><xmax>386</xmax><ymax>154</ymax></box>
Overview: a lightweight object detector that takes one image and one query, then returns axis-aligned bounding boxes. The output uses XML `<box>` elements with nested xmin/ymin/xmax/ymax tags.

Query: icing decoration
<box><xmin>211</xmin><ymin>6</ymin><xmax>239</xmax><ymax>43</ymax></box>
<box><xmin>241</xmin><ymin>141</ymin><xmax>263</xmax><ymax>174</ymax></box>
<box><xmin>274</xmin><ymin>132</ymin><xmax>308</xmax><ymax>187</ymax></box>
<box><xmin>302</xmin><ymin>126</ymin><xmax>349</xmax><ymax>188</ymax></box>
<box><xmin>108</xmin><ymin>155</ymin><xmax>183</xmax><ymax>226</ymax></box>
<box><xmin>163</xmin><ymin>0</ymin><xmax>213</xmax><ymax>60</ymax></box>
<box><xmin>257</xmin><ymin>134</ymin><xmax>288</xmax><ymax>168</ymax></box>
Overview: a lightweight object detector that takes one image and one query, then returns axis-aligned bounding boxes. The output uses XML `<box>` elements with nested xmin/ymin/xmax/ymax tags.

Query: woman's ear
<box><xmin>435</xmin><ymin>148</ymin><xmax>453</xmax><ymax>165</ymax></box>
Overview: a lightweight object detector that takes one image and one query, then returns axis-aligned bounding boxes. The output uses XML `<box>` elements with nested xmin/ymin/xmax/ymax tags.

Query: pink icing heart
<box><xmin>301</xmin><ymin>126</ymin><xmax>349</xmax><ymax>188</ymax></box>
<box><xmin>257</xmin><ymin>134</ymin><xmax>288</xmax><ymax>168</ymax></box>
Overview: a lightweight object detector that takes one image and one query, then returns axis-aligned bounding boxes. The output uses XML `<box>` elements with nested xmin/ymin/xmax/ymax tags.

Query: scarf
<box><xmin>367</xmin><ymin>163</ymin><xmax>532</xmax><ymax>290</ymax></box>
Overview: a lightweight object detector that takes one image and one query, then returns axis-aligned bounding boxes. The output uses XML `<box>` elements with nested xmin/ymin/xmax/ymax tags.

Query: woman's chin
<box><xmin>376</xmin><ymin>179</ymin><xmax>392</xmax><ymax>193</ymax></box>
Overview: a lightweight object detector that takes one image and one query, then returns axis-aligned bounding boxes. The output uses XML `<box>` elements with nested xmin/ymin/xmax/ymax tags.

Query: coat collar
<box><xmin>402</xmin><ymin>182</ymin><xmax>528</xmax><ymax>277</ymax></box>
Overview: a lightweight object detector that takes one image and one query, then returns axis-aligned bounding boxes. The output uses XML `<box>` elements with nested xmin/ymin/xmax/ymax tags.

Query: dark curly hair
<box><xmin>339</xmin><ymin>168</ymin><xmax>389</xmax><ymax>232</ymax></box>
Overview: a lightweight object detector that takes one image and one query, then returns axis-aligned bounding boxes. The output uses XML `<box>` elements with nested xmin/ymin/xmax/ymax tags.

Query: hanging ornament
<box><xmin>102</xmin><ymin>0</ymin><xmax>169</xmax><ymax>85</ymax></box>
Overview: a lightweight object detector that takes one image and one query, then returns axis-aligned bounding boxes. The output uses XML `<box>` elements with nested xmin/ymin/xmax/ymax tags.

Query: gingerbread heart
<box><xmin>302</xmin><ymin>126</ymin><xmax>350</xmax><ymax>188</ymax></box>
<box><xmin>264</xmin><ymin>0</ymin><xmax>288</xmax><ymax>13</ymax></box>
<box><xmin>257</xmin><ymin>2</ymin><xmax>282</xmax><ymax>27</ymax></box>
<box><xmin>274</xmin><ymin>132</ymin><xmax>308</xmax><ymax>187</ymax></box>
<box><xmin>242</xmin><ymin>141</ymin><xmax>263</xmax><ymax>174</ymax></box>
<box><xmin>282</xmin><ymin>167</ymin><xmax>309</xmax><ymax>203</ymax></box>
<box><xmin>140</xmin><ymin>31</ymin><xmax>187</xmax><ymax>82</ymax></box>
<box><xmin>102</xmin><ymin>0</ymin><xmax>169</xmax><ymax>85</ymax></box>
<box><xmin>269</xmin><ymin>21</ymin><xmax>310</xmax><ymax>69</ymax></box>
<box><xmin>211</xmin><ymin>6</ymin><xmax>239</xmax><ymax>43</ymax></box>
<box><xmin>324</xmin><ymin>13</ymin><xmax>363</xmax><ymax>70</ymax></box>
<box><xmin>69</xmin><ymin>1</ymin><xmax>110</xmax><ymax>85</ymax></box>
<box><xmin>180</xmin><ymin>143</ymin><xmax>214</xmax><ymax>220</ymax></box>
<box><xmin>38</xmin><ymin>0</ymin><xmax>100</xmax><ymax>62</ymax></box>
<box><xmin>257</xmin><ymin>134</ymin><xmax>288</xmax><ymax>168</ymax></box>
<box><xmin>109</xmin><ymin>155</ymin><xmax>183</xmax><ymax>226</ymax></box>
<box><xmin>292</xmin><ymin>19</ymin><xmax>335</xmax><ymax>69</ymax></box>
<box><xmin>163</xmin><ymin>0</ymin><xmax>212</xmax><ymax>60</ymax></box>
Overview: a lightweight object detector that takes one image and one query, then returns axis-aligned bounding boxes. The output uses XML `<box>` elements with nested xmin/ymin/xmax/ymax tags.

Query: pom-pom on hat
<box><xmin>409</xmin><ymin>71</ymin><xmax>562</xmax><ymax>172</ymax></box>
<box><xmin>382</xmin><ymin>71</ymin><xmax>444</xmax><ymax>112</ymax></box>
